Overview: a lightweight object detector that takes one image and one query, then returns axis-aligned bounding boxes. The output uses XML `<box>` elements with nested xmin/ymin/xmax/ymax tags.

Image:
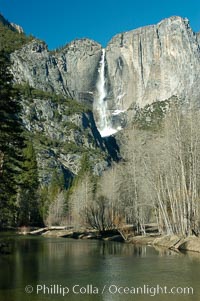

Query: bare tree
<box><xmin>68</xmin><ymin>172</ymin><xmax>94</xmax><ymax>229</ymax></box>
<box><xmin>46</xmin><ymin>191</ymin><xmax>66</xmax><ymax>226</ymax></box>
<box><xmin>84</xmin><ymin>195</ymin><xmax>115</xmax><ymax>233</ymax></box>
<box><xmin>142</xmin><ymin>102</ymin><xmax>200</xmax><ymax>236</ymax></box>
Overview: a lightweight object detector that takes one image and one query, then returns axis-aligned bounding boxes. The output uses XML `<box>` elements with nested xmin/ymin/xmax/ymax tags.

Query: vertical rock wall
<box><xmin>105</xmin><ymin>16</ymin><xmax>200</xmax><ymax>111</ymax></box>
<box><xmin>10</xmin><ymin>16</ymin><xmax>200</xmax><ymax>134</ymax></box>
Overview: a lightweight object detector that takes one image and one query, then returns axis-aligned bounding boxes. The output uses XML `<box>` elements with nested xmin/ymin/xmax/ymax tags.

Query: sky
<box><xmin>0</xmin><ymin>0</ymin><xmax>200</xmax><ymax>50</ymax></box>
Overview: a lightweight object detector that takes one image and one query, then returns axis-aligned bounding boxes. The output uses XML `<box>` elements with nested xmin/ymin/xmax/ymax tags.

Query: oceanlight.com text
<box><xmin>25</xmin><ymin>283</ymin><xmax>194</xmax><ymax>297</ymax></box>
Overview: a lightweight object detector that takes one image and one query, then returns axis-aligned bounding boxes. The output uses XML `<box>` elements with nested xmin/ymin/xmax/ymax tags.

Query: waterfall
<box><xmin>94</xmin><ymin>49</ymin><xmax>120</xmax><ymax>137</ymax></box>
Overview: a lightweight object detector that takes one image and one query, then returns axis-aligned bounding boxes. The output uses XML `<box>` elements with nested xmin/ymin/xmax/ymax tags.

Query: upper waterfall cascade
<box><xmin>94</xmin><ymin>49</ymin><xmax>121</xmax><ymax>137</ymax></box>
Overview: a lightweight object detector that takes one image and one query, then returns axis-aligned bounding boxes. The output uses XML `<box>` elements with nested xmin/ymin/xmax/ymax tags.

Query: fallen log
<box><xmin>29</xmin><ymin>228</ymin><xmax>48</xmax><ymax>235</ymax></box>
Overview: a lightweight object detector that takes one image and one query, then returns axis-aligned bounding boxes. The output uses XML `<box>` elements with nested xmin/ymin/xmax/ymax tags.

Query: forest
<box><xmin>1</xmin><ymin>48</ymin><xmax>200</xmax><ymax>238</ymax></box>
<box><xmin>1</xmin><ymin>14</ymin><xmax>200</xmax><ymax>237</ymax></box>
<box><xmin>68</xmin><ymin>98</ymin><xmax>200</xmax><ymax>237</ymax></box>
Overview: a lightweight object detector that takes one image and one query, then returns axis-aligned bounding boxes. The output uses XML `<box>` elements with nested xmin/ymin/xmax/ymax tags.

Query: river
<box><xmin>0</xmin><ymin>233</ymin><xmax>199</xmax><ymax>301</ymax></box>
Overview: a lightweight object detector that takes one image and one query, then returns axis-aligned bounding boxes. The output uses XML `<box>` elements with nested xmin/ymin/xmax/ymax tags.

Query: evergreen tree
<box><xmin>49</xmin><ymin>170</ymin><xmax>65</xmax><ymax>199</ymax></box>
<box><xmin>17</xmin><ymin>140</ymin><xmax>42</xmax><ymax>226</ymax></box>
<box><xmin>0</xmin><ymin>50</ymin><xmax>24</xmax><ymax>227</ymax></box>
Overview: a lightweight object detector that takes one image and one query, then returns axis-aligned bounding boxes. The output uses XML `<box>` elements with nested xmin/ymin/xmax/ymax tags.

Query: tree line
<box><xmin>1</xmin><ymin>48</ymin><xmax>200</xmax><ymax>237</ymax></box>
<box><xmin>68</xmin><ymin>100</ymin><xmax>200</xmax><ymax>237</ymax></box>
<box><xmin>0</xmin><ymin>50</ymin><xmax>77</xmax><ymax>229</ymax></box>
<box><xmin>0</xmin><ymin>50</ymin><xmax>41</xmax><ymax>227</ymax></box>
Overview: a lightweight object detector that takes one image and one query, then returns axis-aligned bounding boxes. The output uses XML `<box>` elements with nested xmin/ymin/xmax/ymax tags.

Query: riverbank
<box><xmin>25</xmin><ymin>227</ymin><xmax>124</xmax><ymax>242</ymax></box>
<box><xmin>17</xmin><ymin>226</ymin><xmax>200</xmax><ymax>254</ymax></box>
<box><xmin>129</xmin><ymin>234</ymin><xmax>200</xmax><ymax>253</ymax></box>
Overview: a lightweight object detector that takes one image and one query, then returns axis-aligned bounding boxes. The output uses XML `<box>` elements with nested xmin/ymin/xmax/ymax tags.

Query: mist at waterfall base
<box><xmin>94</xmin><ymin>49</ymin><xmax>122</xmax><ymax>138</ymax></box>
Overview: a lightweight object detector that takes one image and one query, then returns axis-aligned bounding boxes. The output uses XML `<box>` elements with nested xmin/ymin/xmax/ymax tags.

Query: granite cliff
<box><xmin>105</xmin><ymin>16</ymin><xmax>200</xmax><ymax>112</ymax></box>
<box><xmin>2</xmin><ymin>14</ymin><xmax>200</xmax><ymax>178</ymax></box>
<box><xmin>19</xmin><ymin>88</ymin><xmax>109</xmax><ymax>184</ymax></box>
<box><xmin>11</xmin><ymin>39</ymin><xmax>102</xmax><ymax>103</ymax></box>
<box><xmin>10</xmin><ymin>16</ymin><xmax>200</xmax><ymax>134</ymax></box>
<box><xmin>1</xmin><ymin>14</ymin><xmax>200</xmax><ymax>228</ymax></box>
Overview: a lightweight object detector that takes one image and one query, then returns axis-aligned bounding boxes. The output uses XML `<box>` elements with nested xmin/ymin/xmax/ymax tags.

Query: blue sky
<box><xmin>1</xmin><ymin>0</ymin><xmax>200</xmax><ymax>50</ymax></box>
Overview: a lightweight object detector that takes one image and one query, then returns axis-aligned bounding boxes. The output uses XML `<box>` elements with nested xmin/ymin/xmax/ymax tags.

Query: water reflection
<box><xmin>153</xmin><ymin>245</ymin><xmax>181</xmax><ymax>257</ymax></box>
<box><xmin>0</xmin><ymin>236</ymin><xmax>41</xmax><ymax>301</ymax></box>
<box><xmin>0</xmin><ymin>235</ymin><xmax>200</xmax><ymax>301</ymax></box>
<box><xmin>181</xmin><ymin>249</ymin><xmax>200</xmax><ymax>262</ymax></box>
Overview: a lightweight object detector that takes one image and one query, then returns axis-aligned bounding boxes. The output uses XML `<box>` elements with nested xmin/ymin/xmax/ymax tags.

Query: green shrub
<box><xmin>0</xmin><ymin>21</ymin><xmax>33</xmax><ymax>53</ymax></box>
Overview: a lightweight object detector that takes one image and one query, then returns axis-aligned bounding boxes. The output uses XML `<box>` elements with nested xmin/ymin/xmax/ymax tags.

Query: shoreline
<box><xmin>28</xmin><ymin>227</ymin><xmax>200</xmax><ymax>253</ymax></box>
<box><xmin>40</xmin><ymin>229</ymin><xmax>200</xmax><ymax>253</ymax></box>
<box><xmin>2</xmin><ymin>227</ymin><xmax>200</xmax><ymax>254</ymax></box>
<box><xmin>128</xmin><ymin>234</ymin><xmax>200</xmax><ymax>253</ymax></box>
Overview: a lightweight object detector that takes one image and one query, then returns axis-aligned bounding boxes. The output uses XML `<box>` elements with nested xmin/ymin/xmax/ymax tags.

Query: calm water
<box><xmin>0</xmin><ymin>233</ymin><xmax>200</xmax><ymax>301</ymax></box>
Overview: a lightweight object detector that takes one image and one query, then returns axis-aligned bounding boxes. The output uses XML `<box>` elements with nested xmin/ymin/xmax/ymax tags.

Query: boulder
<box><xmin>178</xmin><ymin>236</ymin><xmax>200</xmax><ymax>253</ymax></box>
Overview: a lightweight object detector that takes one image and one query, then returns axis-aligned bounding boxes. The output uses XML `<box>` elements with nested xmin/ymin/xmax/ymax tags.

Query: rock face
<box><xmin>105</xmin><ymin>16</ymin><xmax>200</xmax><ymax>113</ymax></box>
<box><xmin>10</xmin><ymin>23</ymin><xmax>24</xmax><ymax>33</ymax></box>
<box><xmin>11</xmin><ymin>39</ymin><xmax>102</xmax><ymax>104</ymax></box>
<box><xmin>197</xmin><ymin>32</ymin><xmax>200</xmax><ymax>46</ymax></box>
<box><xmin>10</xmin><ymin>16</ymin><xmax>200</xmax><ymax>134</ymax></box>
<box><xmin>20</xmin><ymin>93</ymin><xmax>109</xmax><ymax>184</ymax></box>
<box><xmin>0</xmin><ymin>13</ymin><xmax>24</xmax><ymax>33</ymax></box>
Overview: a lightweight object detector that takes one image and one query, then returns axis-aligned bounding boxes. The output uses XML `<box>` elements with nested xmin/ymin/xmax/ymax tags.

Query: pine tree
<box><xmin>17</xmin><ymin>140</ymin><xmax>42</xmax><ymax>226</ymax></box>
<box><xmin>0</xmin><ymin>50</ymin><xmax>24</xmax><ymax>227</ymax></box>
